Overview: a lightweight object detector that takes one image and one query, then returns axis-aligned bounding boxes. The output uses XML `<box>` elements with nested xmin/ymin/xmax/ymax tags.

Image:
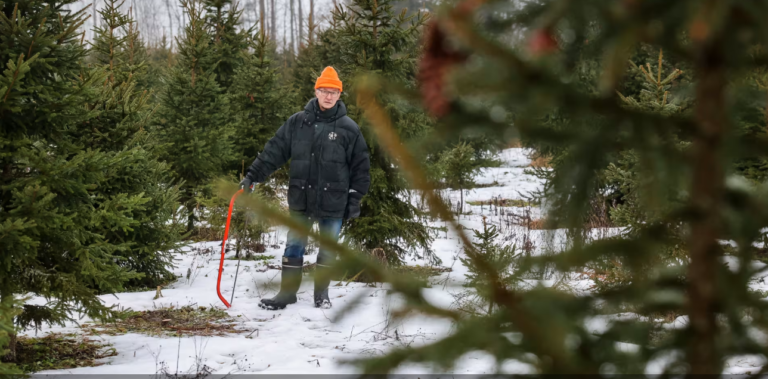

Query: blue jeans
<box><xmin>284</xmin><ymin>212</ymin><xmax>342</xmax><ymax>263</ymax></box>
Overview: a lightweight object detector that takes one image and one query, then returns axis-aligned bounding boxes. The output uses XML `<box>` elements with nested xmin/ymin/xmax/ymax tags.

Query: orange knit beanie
<box><xmin>314</xmin><ymin>66</ymin><xmax>343</xmax><ymax>92</ymax></box>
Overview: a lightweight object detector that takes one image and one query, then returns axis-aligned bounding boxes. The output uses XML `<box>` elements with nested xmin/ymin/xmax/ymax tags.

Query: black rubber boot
<box><xmin>259</xmin><ymin>256</ymin><xmax>303</xmax><ymax>310</ymax></box>
<box><xmin>314</xmin><ymin>256</ymin><xmax>333</xmax><ymax>309</ymax></box>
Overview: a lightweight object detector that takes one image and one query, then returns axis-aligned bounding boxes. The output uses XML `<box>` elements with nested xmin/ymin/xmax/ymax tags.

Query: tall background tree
<box><xmin>154</xmin><ymin>0</ymin><xmax>235</xmax><ymax>232</ymax></box>
<box><xmin>85</xmin><ymin>0</ymin><xmax>186</xmax><ymax>289</ymax></box>
<box><xmin>0</xmin><ymin>0</ymin><xmax>160</xmax><ymax>362</ymax></box>
<box><xmin>204</xmin><ymin>0</ymin><xmax>251</xmax><ymax>91</ymax></box>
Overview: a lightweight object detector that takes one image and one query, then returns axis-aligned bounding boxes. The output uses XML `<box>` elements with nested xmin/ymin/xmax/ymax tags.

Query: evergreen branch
<box><xmin>660</xmin><ymin>69</ymin><xmax>683</xmax><ymax>85</ymax></box>
<box><xmin>443</xmin><ymin>6</ymin><xmax>700</xmax><ymax>141</ymax></box>
<box><xmin>355</xmin><ymin>77</ymin><xmax>584</xmax><ymax>370</ymax></box>
<box><xmin>2</xmin><ymin>54</ymin><xmax>25</xmax><ymax>103</ymax></box>
<box><xmin>658</xmin><ymin>49</ymin><xmax>663</xmax><ymax>83</ymax></box>
<box><xmin>27</xmin><ymin>17</ymin><xmax>48</xmax><ymax>58</ymax></box>
<box><xmin>11</xmin><ymin>3</ymin><xmax>17</xmax><ymax>25</ymax></box>
<box><xmin>638</xmin><ymin>64</ymin><xmax>655</xmax><ymax>85</ymax></box>
<box><xmin>57</xmin><ymin>13</ymin><xmax>91</xmax><ymax>46</ymax></box>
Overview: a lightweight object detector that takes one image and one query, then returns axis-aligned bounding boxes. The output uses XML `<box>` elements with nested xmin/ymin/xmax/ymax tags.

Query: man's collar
<box><xmin>315</xmin><ymin>100</ymin><xmax>339</xmax><ymax>119</ymax></box>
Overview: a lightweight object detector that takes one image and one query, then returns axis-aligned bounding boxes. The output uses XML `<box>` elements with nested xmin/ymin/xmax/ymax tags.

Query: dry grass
<box><xmin>226</xmin><ymin>254</ymin><xmax>274</xmax><ymax>262</ymax></box>
<box><xmin>82</xmin><ymin>305</ymin><xmax>247</xmax><ymax>337</ymax></box>
<box><xmin>529</xmin><ymin>155</ymin><xmax>551</xmax><ymax>168</ymax></box>
<box><xmin>467</xmin><ymin>198</ymin><xmax>537</xmax><ymax>208</ymax></box>
<box><xmin>7</xmin><ymin>333</ymin><xmax>117</xmax><ymax>373</ymax></box>
<box><xmin>527</xmin><ymin>218</ymin><xmax>550</xmax><ymax>230</ymax></box>
<box><xmin>527</xmin><ymin>150</ymin><xmax>551</xmax><ymax>168</ymax></box>
<box><xmin>393</xmin><ymin>265</ymin><xmax>452</xmax><ymax>283</ymax></box>
<box><xmin>190</xmin><ymin>226</ymin><xmax>223</xmax><ymax>242</ymax></box>
<box><xmin>509</xmin><ymin>217</ymin><xmax>554</xmax><ymax>230</ymax></box>
<box><xmin>333</xmin><ymin>263</ymin><xmax>452</xmax><ymax>286</ymax></box>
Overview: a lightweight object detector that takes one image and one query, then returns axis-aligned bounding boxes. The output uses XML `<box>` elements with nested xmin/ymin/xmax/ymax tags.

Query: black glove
<box><xmin>240</xmin><ymin>177</ymin><xmax>255</xmax><ymax>192</ymax></box>
<box><xmin>344</xmin><ymin>192</ymin><xmax>362</xmax><ymax>220</ymax></box>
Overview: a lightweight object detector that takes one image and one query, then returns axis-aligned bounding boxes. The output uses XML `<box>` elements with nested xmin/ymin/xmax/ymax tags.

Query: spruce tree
<box><xmin>0</xmin><ymin>0</ymin><xmax>143</xmax><ymax>361</ymax></box>
<box><xmin>155</xmin><ymin>0</ymin><xmax>234</xmax><ymax>232</ymax></box>
<box><xmin>459</xmin><ymin>219</ymin><xmax>519</xmax><ymax>314</ymax></box>
<box><xmin>143</xmin><ymin>34</ymin><xmax>173</xmax><ymax>96</ymax></box>
<box><xmin>83</xmin><ymin>0</ymin><xmax>186</xmax><ymax>289</ymax></box>
<box><xmin>440</xmin><ymin>141</ymin><xmax>480</xmax><ymax>212</ymax></box>
<box><xmin>339</xmin><ymin>0</ymin><xmax>768</xmax><ymax>375</ymax></box>
<box><xmin>203</xmin><ymin>0</ymin><xmax>251</xmax><ymax>90</ymax></box>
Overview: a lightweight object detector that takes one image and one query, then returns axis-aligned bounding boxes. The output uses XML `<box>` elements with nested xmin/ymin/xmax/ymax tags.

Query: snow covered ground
<box><xmin>18</xmin><ymin>148</ymin><xmax>768</xmax><ymax>375</ymax></box>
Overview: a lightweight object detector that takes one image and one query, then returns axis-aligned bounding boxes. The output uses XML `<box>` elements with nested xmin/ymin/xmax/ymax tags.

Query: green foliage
<box><xmin>321</xmin><ymin>0</ymin><xmax>768</xmax><ymax>375</ymax></box>
<box><xmin>203</xmin><ymin>0</ymin><xmax>252</xmax><ymax>90</ymax></box>
<box><xmin>734</xmin><ymin>48</ymin><xmax>768</xmax><ymax>183</ymax></box>
<box><xmin>0</xmin><ymin>0</ymin><xmax>155</xmax><ymax>344</ymax></box>
<box><xmin>227</xmin><ymin>31</ymin><xmax>294</xmax><ymax>179</ymax></box>
<box><xmin>581</xmin><ymin>51</ymin><xmax>691</xmax><ymax>292</ymax></box>
<box><xmin>0</xmin><ymin>296</ymin><xmax>20</xmax><ymax>374</ymax></box>
<box><xmin>83</xmin><ymin>0</ymin><xmax>187</xmax><ymax>290</ymax></box>
<box><xmin>142</xmin><ymin>35</ymin><xmax>174</xmax><ymax>96</ymax></box>
<box><xmin>459</xmin><ymin>220</ymin><xmax>519</xmax><ymax>313</ymax></box>
<box><xmin>154</xmin><ymin>0</ymin><xmax>235</xmax><ymax>231</ymax></box>
<box><xmin>439</xmin><ymin>142</ymin><xmax>481</xmax><ymax>210</ymax></box>
<box><xmin>91</xmin><ymin>0</ymin><xmax>147</xmax><ymax>92</ymax></box>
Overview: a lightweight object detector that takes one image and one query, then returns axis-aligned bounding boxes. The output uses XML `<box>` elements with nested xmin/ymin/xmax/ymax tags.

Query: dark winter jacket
<box><xmin>246</xmin><ymin>99</ymin><xmax>371</xmax><ymax>220</ymax></box>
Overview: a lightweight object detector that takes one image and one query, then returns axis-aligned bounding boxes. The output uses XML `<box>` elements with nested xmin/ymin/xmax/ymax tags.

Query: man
<box><xmin>240</xmin><ymin>67</ymin><xmax>371</xmax><ymax>310</ymax></box>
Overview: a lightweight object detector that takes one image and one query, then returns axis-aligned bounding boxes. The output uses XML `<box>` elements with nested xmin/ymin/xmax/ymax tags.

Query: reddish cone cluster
<box><xmin>528</xmin><ymin>27</ymin><xmax>559</xmax><ymax>57</ymax></box>
<box><xmin>417</xmin><ymin>20</ymin><xmax>468</xmax><ymax>118</ymax></box>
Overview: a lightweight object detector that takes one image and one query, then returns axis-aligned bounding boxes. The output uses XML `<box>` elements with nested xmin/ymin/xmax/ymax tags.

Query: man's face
<box><xmin>316</xmin><ymin>87</ymin><xmax>341</xmax><ymax>111</ymax></box>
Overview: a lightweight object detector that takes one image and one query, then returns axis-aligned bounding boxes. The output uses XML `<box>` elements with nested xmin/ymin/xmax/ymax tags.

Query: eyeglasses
<box><xmin>316</xmin><ymin>88</ymin><xmax>341</xmax><ymax>98</ymax></box>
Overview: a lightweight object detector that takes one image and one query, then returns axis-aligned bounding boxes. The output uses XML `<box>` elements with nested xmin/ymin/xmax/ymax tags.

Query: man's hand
<box><xmin>240</xmin><ymin>177</ymin><xmax>255</xmax><ymax>192</ymax></box>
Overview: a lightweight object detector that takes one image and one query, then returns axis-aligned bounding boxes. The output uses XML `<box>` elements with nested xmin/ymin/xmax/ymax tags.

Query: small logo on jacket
<box><xmin>328</xmin><ymin>132</ymin><xmax>337</xmax><ymax>141</ymax></box>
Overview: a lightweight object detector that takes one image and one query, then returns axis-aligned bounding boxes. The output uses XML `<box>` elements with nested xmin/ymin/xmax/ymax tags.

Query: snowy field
<box><xmin>18</xmin><ymin>148</ymin><xmax>768</xmax><ymax>375</ymax></box>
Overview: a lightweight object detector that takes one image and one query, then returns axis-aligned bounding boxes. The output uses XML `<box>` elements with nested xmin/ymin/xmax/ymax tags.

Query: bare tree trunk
<box><xmin>686</xmin><ymin>36</ymin><xmax>727</xmax><ymax>374</ymax></box>
<box><xmin>174</xmin><ymin>1</ymin><xmax>182</xmax><ymax>40</ymax></box>
<box><xmin>165</xmin><ymin>0</ymin><xmax>174</xmax><ymax>44</ymax></box>
<box><xmin>259</xmin><ymin>0</ymin><xmax>265</xmax><ymax>36</ymax></box>
<box><xmin>290</xmin><ymin>0</ymin><xmax>295</xmax><ymax>56</ymax></box>
<box><xmin>309</xmin><ymin>0</ymin><xmax>314</xmax><ymax>44</ymax></box>
<box><xmin>271</xmin><ymin>0</ymin><xmax>277</xmax><ymax>42</ymax></box>
<box><xmin>131</xmin><ymin>0</ymin><xmax>137</xmax><ymax>26</ymax></box>
<box><xmin>247</xmin><ymin>0</ymin><xmax>254</xmax><ymax>32</ymax></box>
<box><xmin>92</xmin><ymin>0</ymin><xmax>99</xmax><ymax>40</ymax></box>
<box><xmin>298</xmin><ymin>0</ymin><xmax>303</xmax><ymax>49</ymax></box>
